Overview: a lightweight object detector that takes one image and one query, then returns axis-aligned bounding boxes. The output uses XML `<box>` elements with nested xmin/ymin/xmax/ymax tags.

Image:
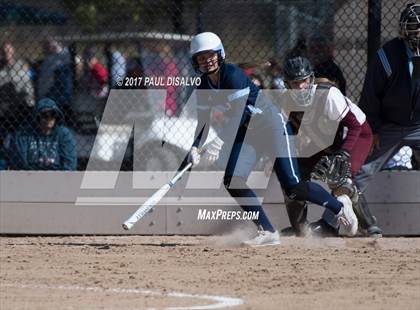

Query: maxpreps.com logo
<box><xmin>197</xmin><ymin>209</ymin><xmax>259</xmax><ymax>221</ymax></box>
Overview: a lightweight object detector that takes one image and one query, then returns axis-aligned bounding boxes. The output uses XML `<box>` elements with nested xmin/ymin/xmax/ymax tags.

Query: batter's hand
<box><xmin>189</xmin><ymin>147</ymin><xmax>201</xmax><ymax>167</ymax></box>
<box><xmin>201</xmin><ymin>136</ymin><xmax>224</xmax><ymax>166</ymax></box>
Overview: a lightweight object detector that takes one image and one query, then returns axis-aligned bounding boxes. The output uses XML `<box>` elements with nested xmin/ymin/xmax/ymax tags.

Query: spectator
<box><xmin>83</xmin><ymin>48</ymin><xmax>109</xmax><ymax>122</ymax></box>
<box><xmin>117</xmin><ymin>56</ymin><xmax>147</xmax><ymax>90</ymax></box>
<box><xmin>284</xmin><ymin>36</ymin><xmax>308</xmax><ymax>60</ymax></box>
<box><xmin>307</xmin><ymin>34</ymin><xmax>347</xmax><ymax>95</ymax></box>
<box><xmin>159</xmin><ymin>44</ymin><xmax>179</xmax><ymax>117</ymax></box>
<box><xmin>237</xmin><ymin>63</ymin><xmax>255</xmax><ymax>76</ymax></box>
<box><xmin>36</xmin><ymin>39</ymin><xmax>73</xmax><ymax>117</ymax></box>
<box><xmin>110</xmin><ymin>47</ymin><xmax>127</xmax><ymax>87</ymax></box>
<box><xmin>249</xmin><ymin>73</ymin><xmax>265</xmax><ymax>89</ymax></box>
<box><xmin>266</xmin><ymin>59</ymin><xmax>286</xmax><ymax>90</ymax></box>
<box><xmin>0</xmin><ymin>41</ymin><xmax>35</xmax><ymax>137</ymax></box>
<box><xmin>237</xmin><ymin>60</ymin><xmax>271</xmax><ymax>77</ymax></box>
<box><xmin>74</xmin><ymin>55</ymin><xmax>84</xmax><ymax>83</ymax></box>
<box><xmin>0</xmin><ymin>98</ymin><xmax>76</xmax><ymax>170</ymax></box>
<box><xmin>84</xmin><ymin>48</ymin><xmax>109</xmax><ymax>99</ymax></box>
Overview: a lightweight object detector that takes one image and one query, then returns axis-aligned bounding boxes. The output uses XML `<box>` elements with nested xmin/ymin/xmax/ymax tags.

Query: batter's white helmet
<box><xmin>190</xmin><ymin>32</ymin><xmax>225</xmax><ymax>72</ymax></box>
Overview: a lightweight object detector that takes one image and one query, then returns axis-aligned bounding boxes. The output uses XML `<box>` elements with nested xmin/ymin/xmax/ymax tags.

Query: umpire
<box><xmin>354</xmin><ymin>3</ymin><xmax>420</xmax><ymax>236</ymax></box>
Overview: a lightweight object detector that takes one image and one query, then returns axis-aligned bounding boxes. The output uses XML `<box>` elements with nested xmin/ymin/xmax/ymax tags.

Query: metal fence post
<box><xmin>367</xmin><ymin>0</ymin><xmax>381</xmax><ymax>65</ymax></box>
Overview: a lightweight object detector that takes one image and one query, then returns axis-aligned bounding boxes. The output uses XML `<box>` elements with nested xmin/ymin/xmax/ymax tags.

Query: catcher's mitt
<box><xmin>311</xmin><ymin>150</ymin><xmax>351</xmax><ymax>188</ymax></box>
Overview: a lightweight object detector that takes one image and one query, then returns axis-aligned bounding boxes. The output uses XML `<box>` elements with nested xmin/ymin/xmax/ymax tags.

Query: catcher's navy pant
<box><xmin>355</xmin><ymin>123</ymin><xmax>420</xmax><ymax>192</ymax></box>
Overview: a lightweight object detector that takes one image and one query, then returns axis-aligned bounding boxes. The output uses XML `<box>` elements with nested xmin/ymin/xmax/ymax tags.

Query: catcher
<box><xmin>278</xmin><ymin>56</ymin><xmax>378</xmax><ymax>237</ymax></box>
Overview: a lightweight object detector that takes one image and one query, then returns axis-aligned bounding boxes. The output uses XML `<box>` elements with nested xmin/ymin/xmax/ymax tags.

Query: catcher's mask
<box><xmin>283</xmin><ymin>56</ymin><xmax>315</xmax><ymax>106</ymax></box>
<box><xmin>400</xmin><ymin>3</ymin><xmax>420</xmax><ymax>56</ymax></box>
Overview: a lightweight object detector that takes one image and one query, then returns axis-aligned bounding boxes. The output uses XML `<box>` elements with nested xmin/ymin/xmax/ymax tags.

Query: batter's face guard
<box><xmin>190</xmin><ymin>32</ymin><xmax>225</xmax><ymax>73</ymax></box>
<box><xmin>400</xmin><ymin>3</ymin><xmax>420</xmax><ymax>56</ymax></box>
<box><xmin>194</xmin><ymin>50</ymin><xmax>222</xmax><ymax>74</ymax></box>
<box><xmin>283</xmin><ymin>56</ymin><xmax>315</xmax><ymax>106</ymax></box>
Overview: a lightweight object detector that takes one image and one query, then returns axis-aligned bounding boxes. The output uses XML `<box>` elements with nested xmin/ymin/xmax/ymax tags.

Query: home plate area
<box><xmin>1</xmin><ymin>235</ymin><xmax>419</xmax><ymax>310</ymax></box>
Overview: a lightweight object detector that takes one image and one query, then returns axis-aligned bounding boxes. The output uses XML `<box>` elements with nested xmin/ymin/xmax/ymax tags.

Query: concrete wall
<box><xmin>1</xmin><ymin>171</ymin><xmax>419</xmax><ymax>235</ymax></box>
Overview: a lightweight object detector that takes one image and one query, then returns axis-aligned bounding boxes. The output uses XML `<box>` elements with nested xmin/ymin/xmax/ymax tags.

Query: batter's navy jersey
<box><xmin>193</xmin><ymin>64</ymin><xmax>260</xmax><ymax>147</ymax></box>
<box><xmin>192</xmin><ymin>63</ymin><xmax>301</xmax><ymax>188</ymax></box>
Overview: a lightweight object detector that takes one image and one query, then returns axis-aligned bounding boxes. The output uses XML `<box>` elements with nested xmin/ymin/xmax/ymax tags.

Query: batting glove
<box><xmin>201</xmin><ymin>136</ymin><xmax>224</xmax><ymax>166</ymax></box>
<box><xmin>189</xmin><ymin>147</ymin><xmax>201</xmax><ymax>167</ymax></box>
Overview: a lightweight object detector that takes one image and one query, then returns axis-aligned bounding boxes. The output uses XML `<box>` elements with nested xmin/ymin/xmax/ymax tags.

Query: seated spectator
<box><xmin>0</xmin><ymin>41</ymin><xmax>35</xmax><ymax>137</ymax></box>
<box><xmin>307</xmin><ymin>34</ymin><xmax>347</xmax><ymax>95</ymax></box>
<box><xmin>0</xmin><ymin>98</ymin><xmax>76</xmax><ymax>170</ymax></box>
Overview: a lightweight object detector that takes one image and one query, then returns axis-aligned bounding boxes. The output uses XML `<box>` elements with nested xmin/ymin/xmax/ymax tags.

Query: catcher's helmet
<box><xmin>283</xmin><ymin>56</ymin><xmax>314</xmax><ymax>82</ymax></box>
<box><xmin>190</xmin><ymin>32</ymin><xmax>225</xmax><ymax>73</ymax></box>
<box><xmin>283</xmin><ymin>57</ymin><xmax>315</xmax><ymax>106</ymax></box>
<box><xmin>400</xmin><ymin>3</ymin><xmax>420</xmax><ymax>55</ymax></box>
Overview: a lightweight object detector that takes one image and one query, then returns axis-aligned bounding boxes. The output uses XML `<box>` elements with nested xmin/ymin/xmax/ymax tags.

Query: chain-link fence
<box><xmin>0</xmin><ymin>0</ymin><xmax>416</xmax><ymax>171</ymax></box>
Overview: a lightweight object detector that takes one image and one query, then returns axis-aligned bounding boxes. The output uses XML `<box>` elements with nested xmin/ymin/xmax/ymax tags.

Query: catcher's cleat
<box><xmin>280</xmin><ymin>226</ymin><xmax>298</xmax><ymax>236</ymax></box>
<box><xmin>280</xmin><ymin>224</ymin><xmax>311</xmax><ymax>237</ymax></box>
<box><xmin>367</xmin><ymin>224</ymin><xmax>383</xmax><ymax>238</ymax></box>
<box><xmin>242</xmin><ymin>230</ymin><xmax>281</xmax><ymax>247</ymax></box>
<box><xmin>309</xmin><ymin>219</ymin><xmax>339</xmax><ymax>237</ymax></box>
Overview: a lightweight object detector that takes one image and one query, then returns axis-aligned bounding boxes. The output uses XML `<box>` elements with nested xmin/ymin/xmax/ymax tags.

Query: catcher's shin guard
<box><xmin>331</xmin><ymin>180</ymin><xmax>381</xmax><ymax>235</ymax></box>
<box><xmin>353</xmin><ymin>193</ymin><xmax>381</xmax><ymax>232</ymax></box>
<box><xmin>284</xmin><ymin>196</ymin><xmax>309</xmax><ymax>236</ymax></box>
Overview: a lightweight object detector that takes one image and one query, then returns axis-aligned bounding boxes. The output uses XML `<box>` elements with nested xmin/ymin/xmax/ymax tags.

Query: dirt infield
<box><xmin>1</xmin><ymin>235</ymin><xmax>419</xmax><ymax>310</ymax></box>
